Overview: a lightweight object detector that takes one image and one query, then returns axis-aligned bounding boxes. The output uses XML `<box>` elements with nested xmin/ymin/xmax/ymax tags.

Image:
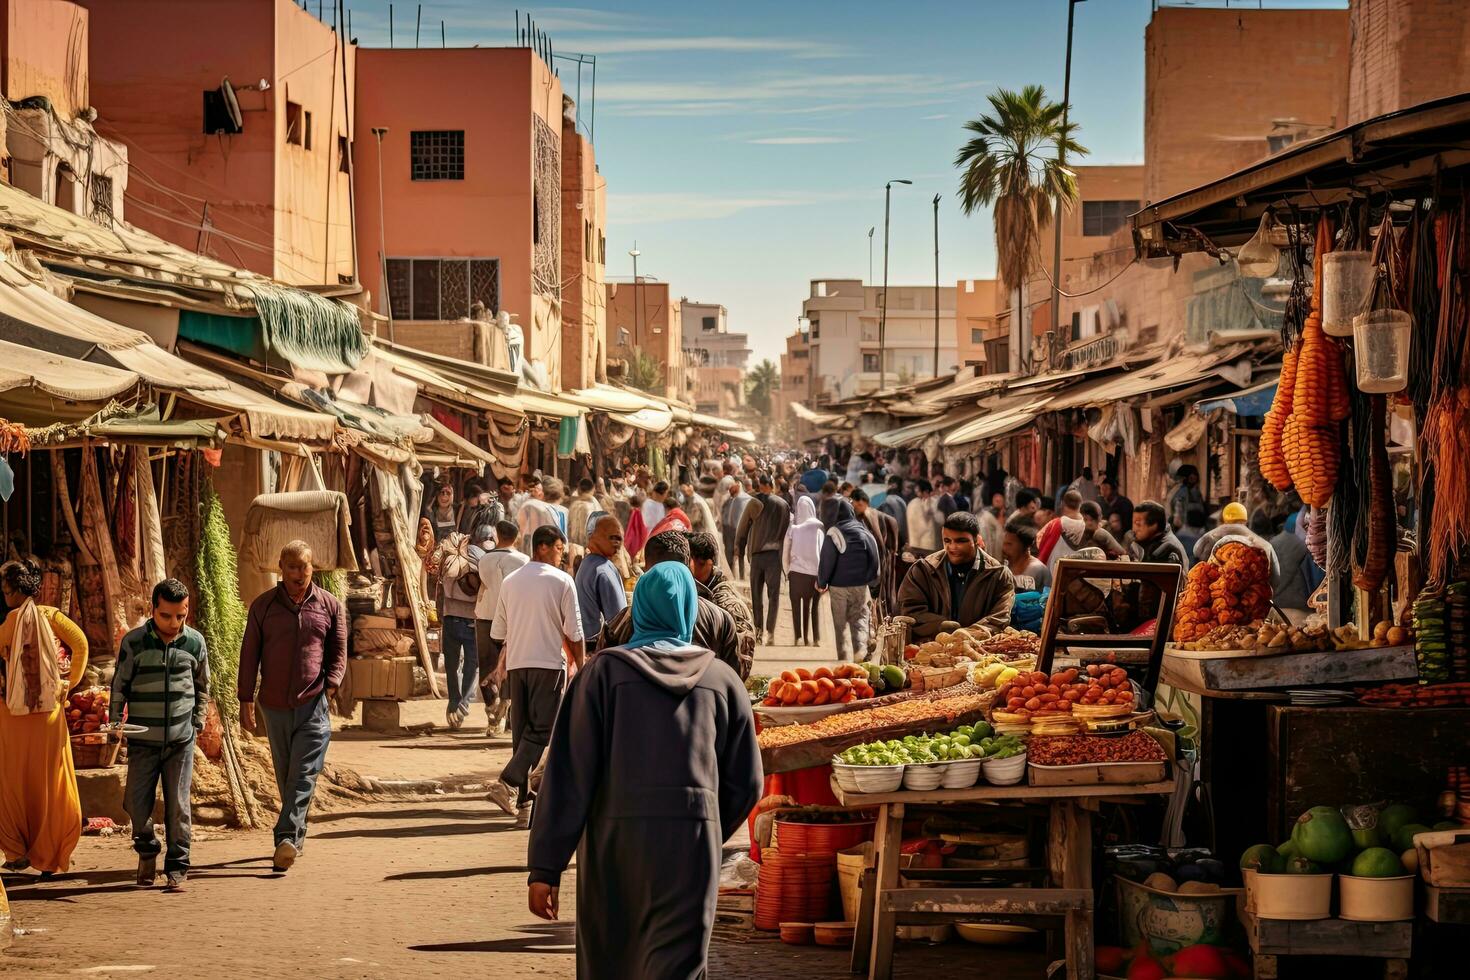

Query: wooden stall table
<box><xmin>833</xmin><ymin>778</ymin><xmax>1176</xmax><ymax>980</ymax></box>
<box><xmin>1240</xmin><ymin>911</ymin><xmax>1411</xmax><ymax>980</ymax></box>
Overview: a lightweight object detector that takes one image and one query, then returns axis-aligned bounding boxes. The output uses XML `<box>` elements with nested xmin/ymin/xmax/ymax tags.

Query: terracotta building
<box><xmin>1348</xmin><ymin>0</ymin><xmax>1470</xmax><ymax>123</ymax></box>
<box><xmin>606</xmin><ymin>277</ymin><xmax>691</xmax><ymax>403</ymax></box>
<box><xmin>560</xmin><ymin>97</ymin><xmax>606</xmax><ymax>391</ymax></box>
<box><xmin>354</xmin><ymin>46</ymin><xmax>564</xmax><ymax>384</ymax></box>
<box><xmin>1</xmin><ymin>0</ymin><xmax>128</xmax><ymax>225</ymax></box>
<box><xmin>78</xmin><ymin>0</ymin><xmax>356</xmax><ymax>286</ymax></box>
<box><xmin>775</xmin><ymin>325</ymin><xmax>811</xmax><ymax>440</ymax></box>
<box><xmin>681</xmin><ymin>299</ymin><xmax>749</xmax><ymax>416</ymax></box>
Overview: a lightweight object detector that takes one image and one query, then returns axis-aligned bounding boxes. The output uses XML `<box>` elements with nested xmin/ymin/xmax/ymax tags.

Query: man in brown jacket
<box><xmin>897</xmin><ymin>512</ymin><xmax>1015</xmax><ymax>640</ymax></box>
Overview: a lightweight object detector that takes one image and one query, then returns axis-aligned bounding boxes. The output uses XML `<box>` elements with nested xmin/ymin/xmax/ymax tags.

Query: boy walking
<box><xmin>112</xmin><ymin>578</ymin><xmax>210</xmax><ymax>892</ymax></box>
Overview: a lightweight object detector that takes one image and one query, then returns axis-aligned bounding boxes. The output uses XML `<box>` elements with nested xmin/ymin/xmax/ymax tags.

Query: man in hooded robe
<box><xmin>816</xmin><ymin>498</ymin><xmax>880</xmax><ymax>661</ymax></box>
<box><xmin>527</xmin><ymin>562</ymin><xmax>762</xmax><ymax>979</ymax></box>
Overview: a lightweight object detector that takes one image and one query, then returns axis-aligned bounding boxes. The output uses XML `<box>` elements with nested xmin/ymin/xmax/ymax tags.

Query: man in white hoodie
<box><xmin>781</xmin><ymin>496</ymin><xmax>824</xmax><ymax>646</ymax></box>
<box><xmin>905</xmin><ymin>479</ymin><xmax>942</xmax><ymax>556</ymax></box>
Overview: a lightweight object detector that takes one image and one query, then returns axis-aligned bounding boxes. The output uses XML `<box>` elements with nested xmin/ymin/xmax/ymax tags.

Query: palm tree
<box><xmin>744</xmin><ymin>359</ymin><xmax>779</xmax><ymax>417</ymax></box>
<box><xmin>955</xmin><ymin>84</ymin><xmax>1085</xmax><ymax>372</ymax></box>
<box><xmin>625</xmin><ymin>351</ymin><xmax>664</xmax><ymax>395</ymax></box>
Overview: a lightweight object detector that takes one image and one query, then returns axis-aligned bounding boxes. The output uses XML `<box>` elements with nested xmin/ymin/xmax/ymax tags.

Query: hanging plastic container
<box><xmin>1236</xmin><ymin>212</ymin><xmax>1281</xmax><ymax>278</ymax></box>
<box><xmin>1322</xmin><ymin>251</ymin><xmax>1374</xmax><ymax>336</ymax></box>
<box><xmin>1352</xmin><ymin>309</ymin><xmax>1412</xmax><ymax>393</ymax></box>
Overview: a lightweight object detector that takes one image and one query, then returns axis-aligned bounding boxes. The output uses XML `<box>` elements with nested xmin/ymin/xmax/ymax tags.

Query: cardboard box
<box><xmin>350</xmin><ymin>656</ymin><xmax>415</xmax><ymax>701</ymax></box>
<box><xmin>1416</xmin><ymin>829</ymin><xmax>1470</xmax><ymax>887</ymax></box>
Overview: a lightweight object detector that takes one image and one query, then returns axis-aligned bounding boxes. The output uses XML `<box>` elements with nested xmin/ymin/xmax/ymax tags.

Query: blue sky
<box><xmin>346</xmin><ymin>1</ymin><xmax>1346</xmax><ymax>364</ymax></box>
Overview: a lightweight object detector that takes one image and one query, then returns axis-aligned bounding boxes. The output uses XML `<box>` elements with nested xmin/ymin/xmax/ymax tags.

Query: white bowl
<box><xmin>939</xmin><ymin>759</ymin><xmax>982</xmax><ymax>789</ymax></box>
<box><xmin>830</xmin><ymin>761</ymin><xmax>862</xmax><ymax>794</ymax></box>
<box><xmin>902</xmin><ymin>763</ymin><xmax>945</xmax><ymax>791</ymax></box>
<box><xmin>982</xmin><ymin>752</ymin><xmax>1028</xmax><ymax>786</ymax></box>
<box><xmin>851</xmin><ymin>764</ymin><xmax>904</xmax><ymax>794</ymax></box>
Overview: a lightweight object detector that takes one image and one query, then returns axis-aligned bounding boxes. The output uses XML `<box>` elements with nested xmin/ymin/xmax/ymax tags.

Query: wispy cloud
<box><xmin>563</xmin><ymin>35</ymin><xmax>846</xmax><ymax>57</ymax></box>
<box><xmin>746</xmin><ymin>135</ymin><xmax>857</xmax><ymax>145</ymax></box>
<box><xmin>609</xmin><ymin>189</ymin><xmax>868</xmax><ymax>225</ymax></box>
<box><xmin>599</xmin><ymin>73</ymin><xmax>985</xmax><ymax>118</ymax></box>
<box><xmin>921</xmin><ymin>113</ymin><xmax>949</xmax><ymax>120</ymax></box>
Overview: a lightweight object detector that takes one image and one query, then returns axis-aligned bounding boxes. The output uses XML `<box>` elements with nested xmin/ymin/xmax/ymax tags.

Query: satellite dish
<box><xmin>220</xmin><ymin>78</ymin><xmax>243</xmax><ymax>132</ymax></box>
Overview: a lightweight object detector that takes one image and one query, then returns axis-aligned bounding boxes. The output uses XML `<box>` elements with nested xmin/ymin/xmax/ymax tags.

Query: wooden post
<box><xmin>868</xmin><ymin>801</ymin><xmax>904</xmax><ymax>980</ymax></box>
<box><xmin>1049</xmin><ymin>799</ymin><xmax>1095</xmax><ymax>980</ymax></box>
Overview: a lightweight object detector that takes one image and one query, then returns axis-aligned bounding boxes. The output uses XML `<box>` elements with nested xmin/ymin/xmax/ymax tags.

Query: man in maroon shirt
<box><xmin>238</xmin><ymin>540</ymin><xmax>347</xmax><ymax>874</ymax></box>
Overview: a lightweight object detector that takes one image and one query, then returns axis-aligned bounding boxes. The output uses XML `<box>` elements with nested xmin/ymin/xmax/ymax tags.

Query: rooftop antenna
<box><xmin>388</xmin><ymin>2</ymin><xmax>393</xmax><ymax>47</ymax></box>
<box><xmin>441</xmin><ymin>19</ymin><xmax>445</xmax><ymax>46</ymax></box>
<box><xmin>414</xmin><ymin>3</ymin><xmax>420</xmax><ymax>47</ymax></box>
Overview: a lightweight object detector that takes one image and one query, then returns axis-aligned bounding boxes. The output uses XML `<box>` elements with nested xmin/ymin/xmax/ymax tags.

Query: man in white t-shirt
<box><xmin>641</xmin><ymin>480</ymin><xmax>669</xmax><ymax>530</ymax></box>
<box><xmin>485</xmin><ymin>525</ymin><xmax>583</xmax><ymax>828</ymax></box>
<box><xmin>517</xmin><ymin>475</ymin><xmax>563</xmax><ymax>556</ymax></box>
<box><xmin>475</xmin><ymin>519</ymin><xmax>530</xmax><ymax>735</ymax></box>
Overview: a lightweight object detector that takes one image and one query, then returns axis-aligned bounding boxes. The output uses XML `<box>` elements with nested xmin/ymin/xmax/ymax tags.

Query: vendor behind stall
<box><xmin>897</xmin><ymin>512</ymin><xmax>1015</xmax><ymax>639</ymax></box>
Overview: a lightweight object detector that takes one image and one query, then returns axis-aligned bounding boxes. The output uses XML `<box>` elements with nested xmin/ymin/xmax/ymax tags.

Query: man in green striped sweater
<box><xmin>112</xmin><ymin>578</ymin><xmax>210</xmax><ymax>892</ymax></box>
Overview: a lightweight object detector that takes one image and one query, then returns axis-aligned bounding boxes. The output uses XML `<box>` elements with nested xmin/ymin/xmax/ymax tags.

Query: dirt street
<box><xmin>1</xmin><ymin>590</ymin><xmax>1048</xmax><ymax>978</ymax></box>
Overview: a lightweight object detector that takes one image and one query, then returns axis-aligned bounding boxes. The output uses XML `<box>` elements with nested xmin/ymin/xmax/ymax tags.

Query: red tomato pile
<box><xmin>764</xmin><ymin>664</ymin><xmax>874</xmax><ymax>707</ymax></box>
<box><xmin>66</xmin><ymin>688</ymin><xmax>110</xmax><ymax>735</ymax></box>
<box><xmin>997</xmin><ymin>660</ymin><xmax>1135</xmax><ymax>718</ymax></box>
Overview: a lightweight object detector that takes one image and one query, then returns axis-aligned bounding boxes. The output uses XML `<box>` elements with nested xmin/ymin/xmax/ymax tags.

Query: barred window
<box><xmin>89</xmin><ymin>174</ymin><xmax>114</xmax><ymax>226</ymax></box>
<box><xmin>386</xmin><ymin>257</ymin><xmax>498</xmax><ymax>320</ymax></box>
<box><xmin>410</xmin><ymin>130</ymin><xmax>464</xmax><ymax>181</ymax></box>
<box><xmin>1082</xmin><ymin>200</ymin><xmax>1139</xmax><ymax>237</ymax></box>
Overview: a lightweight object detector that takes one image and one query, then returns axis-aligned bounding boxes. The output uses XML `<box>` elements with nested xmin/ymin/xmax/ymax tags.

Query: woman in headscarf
<box><xmin>0</xmin><ymin>558</ymin><xmax>89</xmax><ymax>874</ymax></box>
<box><xmin>782</xmin><ymin>495</ymin><xmax>824</xmax><ymax>647</ymax></box>
<box><xmin>817</xmin><ymin>498</ymin><xmax>880</xmax><ymax>661</ymax></box>
<box><xmin>527</xmin><ymin>562</ymin><xmax>762</xmax><ymax>979</ymax></box>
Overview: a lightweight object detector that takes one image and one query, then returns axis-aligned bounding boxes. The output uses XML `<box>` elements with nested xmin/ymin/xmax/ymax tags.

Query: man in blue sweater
<box><xmin>817</xmin><ymin>499</ymin><xmax>880</xmax><ymax>661</ymax></box>
<box><xmin>112</xmin><ymin>578</ymin><xmax>210</xmax><ymax>892</ymax></box>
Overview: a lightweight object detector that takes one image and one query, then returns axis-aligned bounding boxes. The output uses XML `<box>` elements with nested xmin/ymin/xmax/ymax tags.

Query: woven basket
<box><xmin>70</xmin><ymin>733</ymin><xmax>123</xmax><ymax>770</ymax></box>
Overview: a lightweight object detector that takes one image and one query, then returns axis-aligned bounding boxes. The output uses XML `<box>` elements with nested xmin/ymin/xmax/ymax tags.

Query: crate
<box><xmin>1029</xmin><ymin>760</ymin><xmax>1167</xmax><ymax>786</ymax></box>
<box><xmin>1414</xmin><ymin>829</ymin><xmax>1470</xmax><ymax>888</ymax></box>
<box><xmin>350</xmin><ymin>656</ymin><xmax>415</xmax><ymax>701</ymax></box>
<box><xmin>70</xmin><ymin>733</ymin><xmax>122</xmax><ymax>770</ymax></box>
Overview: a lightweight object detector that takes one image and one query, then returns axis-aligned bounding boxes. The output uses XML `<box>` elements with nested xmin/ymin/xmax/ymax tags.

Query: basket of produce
<box><xmin>774</xmin><ymin>811</ymin><xmax>876</xmax><ymax>856</ymax></box>
<box><xmin>1172</xmin><ymin>541</ymin><xmax>1274</xmax><ymax>643</ymax></box>
<box><xmin>757</xmin><ymin>663</ymin><xmax>880</xmax><ymax>720</ymax></box>
<box><xmin>1027</xmin><ymin>731</ymin><xmax>1169</xmax><ymax>786</ymax></box>
<box><xmin>994</xmin><ymin>663</ymin><xmax>1136</xmax><ymax>720</ymax></box>
<box><xmin>1116</xmin><ymin>871</ymin><xmax>1242</xmax><ymax>954</ymax></box>
<box><xmin>980</xmin><ymin>746</ymin><xmax>1028</xmax><ymax>785</ymax></box>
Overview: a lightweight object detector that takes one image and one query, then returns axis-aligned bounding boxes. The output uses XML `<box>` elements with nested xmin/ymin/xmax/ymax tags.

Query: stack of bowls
<box><xmin>939</xmin><ymin>757</ymin><xmax>983</xmax><ymax>789</ymax></box>
<box><xmin>902</xmin><ymin>762</ymin><xmax>945</xmax><ymax>791</ymax></box>
<box><xmin>981</xmin><ymin>751</ymin><xmax>1028</xmax><ymax>786</ymax></box>
<box><xmin>851</xmin><ymin>763</ymin><xmax>904</xmax><ymax>794</ymax></box>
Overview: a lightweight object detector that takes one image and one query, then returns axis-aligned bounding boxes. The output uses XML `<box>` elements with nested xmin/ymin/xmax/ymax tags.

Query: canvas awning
<box><xmin>609</xmin><ymin>406</ymin><xmax>674</xmax><ymax>433</ymax></box>
<box><xmin>790</xmin><ymin>401</ymin><xmax>848</xmax><ymax>426</ymax></box>
<box><xmin>422</xmin><ymin>413</ymin><xmax>497</xmax><ymax>467</ymax></box>
<box><xmin>1044</xmin><ymin>345</ymin><xmax>1254</xmax><ymax>412</ymax></box>
<box><xmin>180</xmin><ymin>379</ymin><xmax>340</xmax><ymax>443</ymax></box>
<box><xmin>566</xmin><ymin>383</ymin><xmax>666</xmax><ymax>413</ymax></box>
<box><xmin>875</xmin><ymin>406</ymin><xmax>987</xmax><ymax>449</ymax></box>
<box><xmin>367</xmin><ymin>344</ymin><xmax>525</xmax><ymax>418</ymax></box>
<box><xmin>942</xmin><ymin>400</ymin><xmax>1050</xmax><ymax>448</ymax></box>
<box><xmin>0</xmin><ymin>338</ymin><xmax>140</xmax><ymax>422</ymax></box>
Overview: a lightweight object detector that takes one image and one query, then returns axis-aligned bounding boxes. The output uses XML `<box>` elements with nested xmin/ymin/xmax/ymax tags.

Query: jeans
<box><xmin>441</xmin><ymin>615</ymin><xmax>478</xmax><ymax>715</ymax></box>
<box><xmin>126</xmin><ymin>738</ymin><xmax>195</xmax><ymax>872</ymax></box>
<box><xmin>828</xmin><ymin>585</ymin><xmax>872</xmax><ymax>661</ymax></box>
<box><xmin>502</xmin><ymin>667</ymin><xmax>566</xmax><ymax>807</ymax></box>
<box><xmin>261</xmin><ymin>694</ymin><xmax>332</xmax><ymax>849</ymax></box>
<box><xmin>787</xmin><ymin>571</ymin><xmax>820</xmax><ymax>643</ymax></box>
<box><xmin>750</xmin><ymin>551</ymin><xmax>782</xmax><ymax>634</ymax></box>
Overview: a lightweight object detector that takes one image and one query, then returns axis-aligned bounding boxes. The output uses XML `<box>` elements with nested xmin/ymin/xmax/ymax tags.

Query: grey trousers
<box><xmin>126</xmin><ymin>738</ymin><xmax>195</xmax><ymax>872</ymax></box>
<box><xmin>261</xmin><ymin>694</ymin><xmax>332</xmax><ymax>849</ymax></box>
<box><xmin>750</xmin><ymin>551</ymin><xmax>782</xmax><ymax>633</ymax></box>
<box><xmin>502</xmin><ymin>667</ymin><xmax>566</xmax><ymax>807</ymax></box>
<box><xmin>828</xmin><ymin>585</ymin><xmax>872</xmax><ymax>661</ymax></box>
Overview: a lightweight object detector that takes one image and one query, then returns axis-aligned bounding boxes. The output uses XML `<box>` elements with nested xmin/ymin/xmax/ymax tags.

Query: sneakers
<box><xmin>515</xmin><ymin>805</ymin><xmax>533</xmax><ymax>830</ymax></box>
<box><xmin>484</xmin><ymin>779</ymin><xmax>518</xmax><ymax>817</ymax></box>
<box><xmin>135</xmin><ymin>854</ymin><xmax>156</xmax><ymax>887</ymax></box>
<box><xmin>272</xmin><ymin>840</ymin><xmax>298</xmax><ymax>873</ymax></box>
<box><xmin>164</xmin><ymin>871</ymin><xmax>187</xmax><ymax>892</ymax></box>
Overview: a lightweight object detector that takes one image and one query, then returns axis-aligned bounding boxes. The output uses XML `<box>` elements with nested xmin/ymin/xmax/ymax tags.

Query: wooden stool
<box><xmin>1243</xmin><ymin>913</ymin><xmax>1410</xmax><ymax>979</ymax></box>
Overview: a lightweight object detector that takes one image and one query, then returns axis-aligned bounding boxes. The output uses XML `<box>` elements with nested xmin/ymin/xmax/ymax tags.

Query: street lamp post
<box><xmin>880</xmin><ymin>178</ymin><xmax>911</xmax><ymax>393</ymax></box>
<box><xmin>1050</xmin><ymin>0</ymin><xmax>1085</xmax><ymax>353</ymax></box>
<box><xmin>933</xmin><ymin>193</ymin><xmax>941</xmax><ymax>378</ymax></box>
<box><xmin>867</xmin><ymin>226</ymin><xmax>875</xmax><ymax>285</ymax></box>
<box><xmin>628</xmin><ymin>242</ymin><xmax>642</xmax><ymax>346</ymax></box>
<box><xmin>371</xmin><ymin>126</ymin><xmax>392</xmax><ymax>342</ymax></box>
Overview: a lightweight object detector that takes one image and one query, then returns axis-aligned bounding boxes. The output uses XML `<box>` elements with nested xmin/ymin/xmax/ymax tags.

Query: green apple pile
<box><xmin>837</xmin><ymin>724</ymin><xmax>1024</xmax><ymax>766</ymax></box>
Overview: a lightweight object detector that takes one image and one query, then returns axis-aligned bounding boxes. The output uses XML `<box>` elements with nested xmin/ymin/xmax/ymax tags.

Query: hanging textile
<box><xmin>370</xmin><ymin>463</ymin><xmax>438</xmax><ymax>697</ymax></box>
<box><xmin>134</xmin><ymin>450</ymin><xmax>168</xmax><ymax>589</ymax></box>
<box><xmin>484</xmin><ymin>410</ymin><xmax>529</xmax><ymax>479</ymax></box>
<box><xmin>69</xmin><ymin>448</ymin><xmax>127</xmax><ymax>663</ymax></box>
<box><xmin>245</xmin><ymin>284</ymin><xmax>369</xmax><ymax>375</ymax></box>
<box><xmin>237</xmin><ymin>490</ymin><xmax>358</xmax><ymax>574</ymax></box>
<box><xmin>557</xmin><ymin>415</ymin><xmax>579</xmax><ymax>458</ymax></box>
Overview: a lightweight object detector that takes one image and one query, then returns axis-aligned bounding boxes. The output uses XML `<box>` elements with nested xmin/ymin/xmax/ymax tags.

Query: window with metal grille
<box><xmin>1081</xmin><ymin>200</ymin><xmax>1139</xmax><ymax>237</ymax></box>
<box><xmin>385</xmin><ymin>257</ymin><xmax>499</xmax><ymax>320</ymax></box>
<box><xmin>410</xmin><ymin>130</ymin><xmax>464</xmax><ymax>181</ymax></box>
<box><xmin>971</xmin><ymin>327</ymin><xmax>985</xmax><ymax>343</ymax></box>
<box><xmin>89</xmin><ymin>174</ymin><xmax>114</xmax><ymax>226</ymax></box>
<box><xmin>862</xmin><ymin>353</ymin><xmax>880</xmax><ymax>372</ymax></box>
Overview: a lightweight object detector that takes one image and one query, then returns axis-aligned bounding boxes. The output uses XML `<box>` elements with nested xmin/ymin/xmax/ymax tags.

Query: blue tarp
<box><xmin>1197</xmin><ymin>381</ymin><xmax>1278</xmax><ymax>418</ymax></box>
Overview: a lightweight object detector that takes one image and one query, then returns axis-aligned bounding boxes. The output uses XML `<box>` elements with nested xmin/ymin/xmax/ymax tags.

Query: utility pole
<box><xmin>867</xmin><ymin>226</ymin><xmax>874</xmax><ymax>285</ymax></box>
<box><xmin>372</xmin><ymin>126</ymin><xmax>393</xmax><ymax>342</ymax></box>
<box><xmin>1050</xmin><ymin>0</ymin><xmax>1085</xmax><ymax>358</ymax></box>
<box><xmin>629</xmin><ymin>243</ymin><xmax>642</xmax><ymax>369</ymax></box>
<box><xmin>933</xmin><ymin>193</ymin><xmax>941</xmax><ymax>378</ymax></box>
<box><xmin>880</xmin><ymin>179</ymin><xmax>911</xmax><ymax>393</ymax></box>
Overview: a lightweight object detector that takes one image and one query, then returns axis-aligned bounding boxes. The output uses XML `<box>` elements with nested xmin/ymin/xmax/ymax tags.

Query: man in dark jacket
<box><xmin>817</xmin><ymin>499</ymin><xmax>880</xmax><ymax>661</ymax></box>
<box><xmin>687</xmin><ymin>531</ymin><xmax>756</xmax><ymax>679</ymax></box>
<box><xmin>734</xmin><ymin>472</ymin><xmax>791</xmax><ymax>644</ymax></box>
<box><xmin>527</xmin><ymin>562</ymin><xmax>762</xmax><ymax>979</ymax></box>
<box><xmin>897</xmin><ymin>512</ymin><xmax>1015</xmax><ymax>639</ymax></box>
<box><xmin>853</xmin><ymin>489</ymin><xmax>900</xmax><ymax>616</ymax></box>
<box><xmin>597</xmin><ymin>532</ymin><xmax>743</xmax><ymax>678</ymax></box>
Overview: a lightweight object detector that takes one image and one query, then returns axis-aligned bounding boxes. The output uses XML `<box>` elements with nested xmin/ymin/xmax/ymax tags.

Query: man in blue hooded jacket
<box><xmin>817</xmin><ymin>498</ymin><xmax>880</xmax><ymax>660</ymax></box>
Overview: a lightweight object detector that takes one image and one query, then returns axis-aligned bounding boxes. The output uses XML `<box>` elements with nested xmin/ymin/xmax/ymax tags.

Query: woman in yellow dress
<box><xmin>0</xmin><ymin>558</ymin><xmax>89</xmax><ymax>874</ymax></box>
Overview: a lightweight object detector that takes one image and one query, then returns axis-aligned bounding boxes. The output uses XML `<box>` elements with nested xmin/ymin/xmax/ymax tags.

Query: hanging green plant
<box><xmin>313</xmin><ymin>568</ymin><xmax>346</xmax><ymax>603</ymax></box>
<box><xmin>196</xmin><ymin>480</ymin><xmax>247</xmax><ymax>721</ymax></box>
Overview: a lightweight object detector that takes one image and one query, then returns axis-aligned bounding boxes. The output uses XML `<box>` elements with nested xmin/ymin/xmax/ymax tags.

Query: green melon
<box><xmin>1291</xmin><ymin>806</ymin><xmax>1354</xmax><ymax>864</ymax></box>
<box><xmin>1240</xmin><ymin>844</ymin><xmax>1283</xmax><ymax>874</ymax></box>
<box><xmin>1276</xmin><ymin>839</ymin><xmax>1299</xmax><ymax>860</ymax></box>
<box><xmin>1351</xmin><ymin>824</ymin><xmax>1387</xmax><ymax>850</ymax></box>
<box><xmin>1377</xmin><ymin>804</ymin><xmax>1419</xmax><ymax>839</ymax></box>
<box><xmin>1350</xmin><ymin>847</ymin><xmax>1405</xmax><ymax>878</ymax></box>
<box><xmin>1283</xmin><ymin>855</ymin><xmax>1323</xmax><ymax>875</ymax></box>
<box><xmin>1391</xmin><ymin>823</ymin><xmax>1431</xmax><ymax>853</ymax></box>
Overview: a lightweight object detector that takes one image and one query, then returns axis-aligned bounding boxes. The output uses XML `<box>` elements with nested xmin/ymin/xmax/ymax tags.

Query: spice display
<box><xmin>1028</xmin><ymin>730</ymin><xmax>1167</xmax><ymax>766</ymax></box>
<box><xmin>1355</xmin><ymin>682</ymin><xmax>1470</xmax><ymax>708</ymax></box>
<box><xmin>1172</xmin><ymin>541</ymin><xmax>1272</xmax><ymax>642</ymax></box>
<box><xmin>756</xmin><ymin>690</ymin><xmax>992</xmax><ymax>751</ymax></box>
